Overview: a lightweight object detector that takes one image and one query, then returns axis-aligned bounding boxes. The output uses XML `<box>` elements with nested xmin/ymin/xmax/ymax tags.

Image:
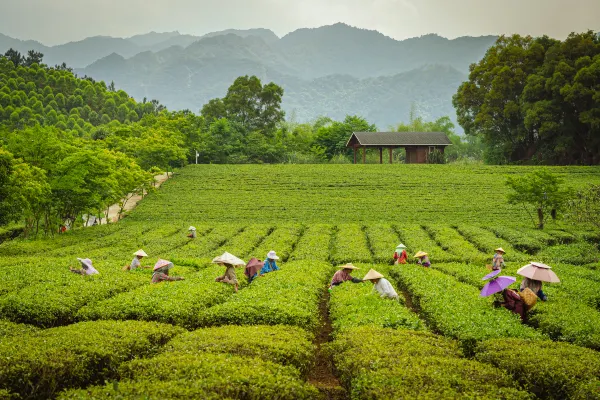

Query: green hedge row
<box><xmin>197</xmin><ymin>261</ymin><xmax>332</xmax><ymax>332</ymax></box>
<box><xmin>289</xmin><ymin>224</ymin><xmax>332</xmax><ymax>261</ymax></box>
<box><xmin>330</xmin><ymin>224</ymin><xmax>372</xmax><ymax>264</ymax></box>
<box><xmin>329</xmin><ymin>266</ymin><xmax>424</xmax><ymax>334</ymax></box>
<box><xmin>0</xmin><ymin>320</ymin><xmax>183</xmax><ymax>399</ymax></box>
<box><xmin>394</xmin><ymin>224</ymin><xmax>456</xmax><ymax>263</ymax></box>
<box><xmin>252</xmin><ymin>224</ymin><xmax>304</xmax><ymax>262</ymax></box>
<box><xmin>0</xmin><ymin>320</ymin><xmax>38</xmax><ymax>337</ymax></box>
<box><xmin>364</xmin><ymin>224</ymin><xmax>399</xmax><ymax>265</ymax></box>
<box><xmin>161</xmin><ymin>325</ymin><xmax>315</xmax><ymax>377</ymax></box>
<box><xmin>211</xmin><ymin>224</ymin><xmax>272</xmax><ymax>259</ymax></box>
<box><xmin>329</xmin><ymin>327</ymin><xmax>531</xmax><ymax>399</ymax></box>
<box><xmin>475</xmin><ymin>338</ymin><xmax>600</xmax><ymax>400</ymax></box>
<box><xmin>390</xmin><ymin>265</ymin><xmax>543</xmax><ymax>353</ymax></box>
<box><xmin>423</xmin><ymin>225</ymin><xmax>488</xmax><ymax>263</ymax></box>
<box><xmin>455</xmin><ymin>224</ymin><xmax>527</xmax><ymax>260</ymax></box>
<box><xmin>0</xmin><ymin>270</ymin><xmax>149</xmax><ymax>327</ymax></box>
<box><xmin>59</xmin><ymin>353</ymin><xmax>320</xmax><ymax>400</ymax></box>
<box><xmin>77</xmin><ymin>266</ymin><xmax>234</xmax><ymax>329</ymax></box>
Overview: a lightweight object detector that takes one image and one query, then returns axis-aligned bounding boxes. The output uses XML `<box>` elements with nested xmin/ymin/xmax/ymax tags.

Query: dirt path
<box><xmin>100</xmin><ymin>173</ymin><xmax>170</xmax><ymax>224</ymax></box>
<box><xmin>307</xmin><ymin>291</ymin><xmax>347</xmax><ymax>400</ymax></box>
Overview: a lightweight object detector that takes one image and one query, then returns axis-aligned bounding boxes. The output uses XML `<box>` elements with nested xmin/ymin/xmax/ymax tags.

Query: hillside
<box><xmin>2</xmin><ymin>24</ymin><xmax>497</xmax><ymax>127</ymax></box>
<box><xmin>0</xmin><ymin>56</ymin><xmax>163</xmax><ymax>134</ymax></box>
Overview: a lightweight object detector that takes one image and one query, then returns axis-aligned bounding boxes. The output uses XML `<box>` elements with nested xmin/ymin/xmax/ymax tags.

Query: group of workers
<box><xmin>68</xmin><ymin>229</ymin><xmax>552</xmax><ymax>322</ymax></box>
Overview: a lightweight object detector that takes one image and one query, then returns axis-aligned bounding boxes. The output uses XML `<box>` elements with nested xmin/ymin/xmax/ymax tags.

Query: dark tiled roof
<box><xmin>347</xmin><ymin>132</ymin><xmax>452</xmax><ymax>146</ymax></box>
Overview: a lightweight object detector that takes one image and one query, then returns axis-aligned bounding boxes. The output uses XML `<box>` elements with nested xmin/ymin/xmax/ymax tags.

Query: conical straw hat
<box><xmin>212</xmin><ymin>252</ymin><xmax>246</xmax><ymax>266</ymax></box>
<box><xmin>337</xmin><ymin>263</ymin><xmax>360</xmax><ymax>270</ymax></box>
<box><xmin>153</xmin><ymin>259</ymin><xmax>173</xmax><ymax>271</ymax></box>
<box><xmin>495</xmin><ymin>248</ymin><xmax>506</xmax><ymax>253</ymax></box>
<box><xmin>188</xmin><ymin>226</ymin><xmax>196</xmax><ymax>231</ymax></box>
<box><xmin>414</xmin><ymin>251</ymin><xmax>428</xmax><ymax>258</ymax></box>
<box><xmin>363</xmin><ymin>269</ymin><xmax>384</xmax><ymax>281</ymax></box>
<box><xmin>396</xmin><ymin>243</ymin><xmax>406</xmax><ymax>249</ymax></box>
<box><xmin>133</xmin><ymin>249</ymin><xmax>148</xmax><ymax>257</ymax></box>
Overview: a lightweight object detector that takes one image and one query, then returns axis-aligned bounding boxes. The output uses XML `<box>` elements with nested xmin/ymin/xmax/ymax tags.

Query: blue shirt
<box><xmin>260</xmin><ymin>259</ymin><xmax>279</xmax><ymax>275</ymax></box>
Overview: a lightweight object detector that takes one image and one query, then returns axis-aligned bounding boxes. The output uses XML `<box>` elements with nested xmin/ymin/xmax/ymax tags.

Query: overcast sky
<box><xmin>1</xmin><ymin>0</ymin><xmax>598</xmax><ymax>45</ymax></box>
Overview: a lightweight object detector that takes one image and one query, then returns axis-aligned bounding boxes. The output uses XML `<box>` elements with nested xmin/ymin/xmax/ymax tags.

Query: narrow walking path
<box><xmin>100</xmin><ymin>173</ymin><xmax>170</xmax><ymax>224</ymax></box>
<box><xmin>307</xmin><ymin>290</ymin><xmax>347</xmax><ymax>400</ymax></box>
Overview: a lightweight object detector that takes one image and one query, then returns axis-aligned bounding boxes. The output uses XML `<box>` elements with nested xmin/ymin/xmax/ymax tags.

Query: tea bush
<box><xmin>0</xmin><ymin>320</ymin><xmax>183</xmax><ymax>399</ymax></box>
<box><xmin>475</xmin><ymin>338</ymin><xmax>600</xmax><ymax>400</ymax></box>
<box><xmin>329</xmin><ymin>327</ymin><xmax>531</xmax><ymax>399</ymax></box>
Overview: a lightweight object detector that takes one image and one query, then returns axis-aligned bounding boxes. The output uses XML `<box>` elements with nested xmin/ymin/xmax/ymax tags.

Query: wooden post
<box><xmin>353</xmin><ymin>147</ymin><xmax>357</xmax><ymax>164</ymax></box>
<box><xmin>389</xmin><ymin>147</ymin><xmax>393</xmax><ymax>164</ymax></box>
<box><xmin>379</xmin><ymin>147</ymin><xmax>383</xmax><ymax>164</ymax></box>
<box><xmin>362</xmin><ymin>146</ymin><xmax>366</xmax><ymax>164</ymax></box>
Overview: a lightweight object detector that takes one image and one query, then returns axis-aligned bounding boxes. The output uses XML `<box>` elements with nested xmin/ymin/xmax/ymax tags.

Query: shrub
<box><xmin>394</xmin><ymin>224</ymin><xmax>456</xmax><ymax>263</ymax></box>
<box><xmin>423</xmin><ymin>225</ymin><xmax>487</xmax><ymax>263</ymax></box>
<box><xmin>331</xmin><ymin>224</ymin><xmax>372</xmax><ymax>264</ymax></box>
<box><xmin>329</xmin><ymin>275</ymin><xmax>424</xmax><ymax>334</ymax></box>
<box><xmin>197</xmin><ymin>261</ymin><xmax>332</xmax><ymax>332</ymax></box>
<box><xmin>290</xmin><ymin>224</ymin><xmax>332</xmax><ymax>261</ymax></box>
<box><xmin>163</xmin><ymin>325</ymin><xmax>315</xmax><ymax>376</ymax></box>
<box><xmin>251</xmin><ymin>224</ymin><xmax>304</xmax><ymax>261</ymax></box>
<box><xmin>60</xmin><ymin>354</ymin><xmax>320</xmax><ymax>400</ymax></box>
<box><xmin>390</xmin><ymin>265</ymin><xmax>543</xmax><ymax>354</ymax></box>
<box><xmin>0</xmin><ymin>320</ymin><xmax>38</xmax><ymax>337</ymax></box>
<box><xmin>329</xmin><ymin>327</ymin><xmax>531</xmax><ymax>400</ymax></box>
<box><xmin>537</xmin><ymin>242</ymin><xmax>600</xmax><ymax>265</ymax></box>
<box><xmin>475</xmin><ymin>338</ymin><xmax>600</xmax><ymax>400</ymax></box>
<box><xmin>0</xmin><ymin>320</ymin><xmax>184</xmax><ymax>399</ymax></box>
<box><xmin>455</xmin><ymin>224</ymin><xmax>527</xmax><ymax>261</ymax></box>
<box><xmin>364</xmin><ymin>224</ymin><xmax>399</xmax><ymax>264</ymax></box>
<box><xmin>77</xmin><ymin>267</ymin><xmax>233</xmax><ymax>329</ymax></box>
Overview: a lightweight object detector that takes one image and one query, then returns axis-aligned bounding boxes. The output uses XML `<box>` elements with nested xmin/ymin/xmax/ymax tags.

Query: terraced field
<box><xmin>1</xmin><ymin>165</ymin><xmax>599</xmax><ymax>399</ymax></box>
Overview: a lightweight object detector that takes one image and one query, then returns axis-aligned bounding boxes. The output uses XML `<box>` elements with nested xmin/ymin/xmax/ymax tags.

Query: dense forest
<box><xmin>454</xmin><ymin>31</ymin><xmax>600</xmax><ymax>164</ymax></box>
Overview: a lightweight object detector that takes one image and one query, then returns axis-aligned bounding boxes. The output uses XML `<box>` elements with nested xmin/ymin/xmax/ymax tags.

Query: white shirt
<box><xmin>130</xmin><ymin>257</ymin><xmax>141</xmax><ymax>270</ymax></box>
<box><xmin>372</xmin><ymin>278</ymin><xmax>399</xmax><ymax>299</ymax></box>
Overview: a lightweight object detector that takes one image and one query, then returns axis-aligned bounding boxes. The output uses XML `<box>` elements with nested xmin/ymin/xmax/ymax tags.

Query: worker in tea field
<box><xmin>124</xmin><ymin>249</ymin><xmax>151</xmax><ymax>271</ymax></box>
<box><xmin>69</xmin><ymin>258</ymin><xmax>99</xmax><ymax>275</ymax></box>
<box><xmin>187</xmin><ymin>226</ymin><xmax>197</xmax><ymax>239</ymax></box>
<box><xmin>520</xmin><ymin>278</ymin><xmax>548</xmax><ymax>301</ymax></box>
<box><xmin>151</xmin><ymin>259</ymin><xmax>185</xmax><ymax>283</ymax></box>
<box><xmin>393</xmin><ymin>243</ymin><xmax>408</xmax><ymax>264</ymax></box>
<box><xmin>363</xmin><ymin>269</ymin><xmax>399</xmax><ymax>300</ymax></box>
<box><xmin>414</xmin><ymin>251</ymin><xmax>431</xmax><ymax>267</ymax></box>
<box><xmin>492</xmin><ymin>248</ymin><xmax>506</xmax><ymax>271</ymax></box>
<box><xmin>329</xmin><ymin>263</ymin><xmax>363</xmax><ymax>290</ymax></box>
<box><xmin>498</xmin><ymin>289</ymin><xmax>527</xmax><ymax>321</ymax></box>
<box><xmin>244</xmin><ymin>257</ymin><xmax>263</xmax><ymax>283</ymax></box>
<box><xmin>213</xmin><ymin>252</ymin><xmax>246</xmax><ymax>293</ymax></box>
<box><xmin>259</xmin><ymin>251</ymin><xmax>280</xmax><ymax>276</ymax></box>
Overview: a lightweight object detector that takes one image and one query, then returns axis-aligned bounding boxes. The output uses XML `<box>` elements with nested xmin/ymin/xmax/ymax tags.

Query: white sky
<box><xmin>1</xmin><ymin>0</ymin><xmax>598</xmax><ymax>45</ymax></box>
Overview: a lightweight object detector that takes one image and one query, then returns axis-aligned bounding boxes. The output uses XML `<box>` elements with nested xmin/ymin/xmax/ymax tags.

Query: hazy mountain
<box><xmin>0</xmin><ymin>29</ymin><xmax>281</xmax><ymax>68</ymax></box>
<box><xmin>3</xmin><ymin>23</ymin><xmax>497</xmax><ymax>127</ymax></box>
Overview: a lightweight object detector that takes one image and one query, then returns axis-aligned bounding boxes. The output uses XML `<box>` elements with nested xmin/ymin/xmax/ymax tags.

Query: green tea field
<box><xmin>1</xmin><ymin>165</ymin><xmax>600</xmax><ymax>399</ymax></box>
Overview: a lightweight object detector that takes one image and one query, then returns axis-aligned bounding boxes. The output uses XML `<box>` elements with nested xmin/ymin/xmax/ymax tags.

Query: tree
<box><xmin>201</xmin><ymin>75</ymin><xmax>285</xmax><ymax>135</ymax></box>
<box><xmin>24</xmin><ymin>50</ymin><xmax>44</xmax><ymax>67</ymax></box>
<box><xmin>314</xmin><ymin>115</ymin><xmax>377</xmax><ymax>159</ymax></box>
<box><xmin>0</xmin><ymin>149</ymin><xmax>15</xmax><ymax>225</ymax></box>
<box><xmin>3</xmin><ymin>49</ymin><xmax>23</xmax><ymax>66</ymax></box>
<box><xmin>505</xmin><ymin>170</ymin><xmax>570</xmax><ymax>229</ymax></box>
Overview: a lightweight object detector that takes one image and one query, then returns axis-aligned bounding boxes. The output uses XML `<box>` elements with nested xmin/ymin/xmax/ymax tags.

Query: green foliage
<box><xmin>198</xmin><ymin>261</ymin><xmax>331</xmax><ymax>332</ymax></box>
<box><xmin>163</xmin><ymin>325</ymin><xmax>315</xmax><ymax>376</ymax></box>
<box><xmin>77</xmin><ymin>267</ymin><xmax>232</xmax><ymax>329</ymax></box>
<box><xmin>423</xmin><ymin>225</ymin><xmax>487</xmax><ymax>262</ymax></box>
<box><xmin>313</xmin><ymin>115</ymin><xmax>377</xmax><ymax>160</ymax></box>
<box><xmin>0</xmin><ymin>320</ymin><xmax>184</xmax><ymax>399</ymax></box>
<box><xmin>454</xmin><ymin>32</ymin><xmax>600</xmax><ymax>164</ymax></box>
<box><xmin>60</xmin><ymin>353</ymin><xmax>320</xmax><ymax>400</ymax></box>
<box><xmin>0</xmin><ymin>320</ymin><xmax>39</xmax><ymax>337</ymax></box>
<box><xmin>475</xmin><ymin>338</ymin><xmax>600</xmax><ymax>400</ymax></box>
<box><xmin>391</xmin><ymin>265</ymin><xmax>543</xmax><ymax>353</ymax></box>
<box><xmin>329</xmin><ymin>274</ymin><xmax>424</xmax><ymax>333</ymax></box>
<box><xmin>329</xmin><ymin>327</ymin><xmax>531</xmax><ymax>399</ymax></box>
<box><xmin>364</xmin><ymin>224</ymin><xmax>400</xmax><ymax>264</ymax></box>
<box><xmin>506</xmin><ymin>170</ymin><xmax>570</xmax><ymax>228</ymax></box>
<box><xmin>331</xmin><ymin>224</ymin><xmax>372</xmax><ymax>264</ymax></box>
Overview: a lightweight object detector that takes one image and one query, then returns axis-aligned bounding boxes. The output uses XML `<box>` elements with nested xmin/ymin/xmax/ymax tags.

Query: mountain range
<box><xmin>1</xmin><ymin>24</ymin><xmax>498</xmax><ymax>128</ymax></box>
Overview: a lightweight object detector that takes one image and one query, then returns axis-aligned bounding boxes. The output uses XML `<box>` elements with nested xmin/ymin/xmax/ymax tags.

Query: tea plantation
<box><xmin>1</xmin><ymin>164</ymin><xmax>600</xmax><ymax>399</ymax></box>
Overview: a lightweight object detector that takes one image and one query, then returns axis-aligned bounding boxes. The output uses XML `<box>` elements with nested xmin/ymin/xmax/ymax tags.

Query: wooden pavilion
<box><xmin>346</xmin><ymin>132</ymin><xmax>452</xmax><ymax>164</ymax></box>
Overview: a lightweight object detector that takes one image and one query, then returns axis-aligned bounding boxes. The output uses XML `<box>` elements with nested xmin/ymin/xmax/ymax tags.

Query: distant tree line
<box><xmin>0</xmin><ymin>50</ymin><xmax>482</xmax><ymax>236</ymax></box>
<box><xmin>453</xmin><ymin>31</ymin><xmax>600</xmax><ymax>165</ymax></box>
